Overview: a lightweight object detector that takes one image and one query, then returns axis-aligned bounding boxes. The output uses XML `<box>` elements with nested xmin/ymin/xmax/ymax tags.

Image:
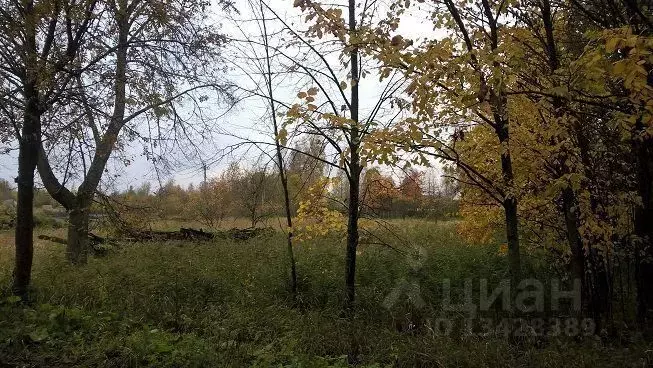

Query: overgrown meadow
<box><xmin>1</xmin><ymin>221</ymin><xmax>649</xmax><ymax>367</ymax></box>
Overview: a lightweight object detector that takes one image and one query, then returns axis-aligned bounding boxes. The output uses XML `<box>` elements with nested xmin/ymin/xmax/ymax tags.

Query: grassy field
<box><xmin>0</xmin><ymin>220</ymin><xmax>650</xmax><ymax>367</ymax></box>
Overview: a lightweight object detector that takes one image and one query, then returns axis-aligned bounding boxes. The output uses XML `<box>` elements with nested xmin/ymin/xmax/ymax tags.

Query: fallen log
<box><xmin>218</xmin><ymin>227</ymin><xmax>275</xmax><ymax>241</ymax></box>
<box><xmin>181</xmin><ymin>227</ymin><xmax>214</xmax><ymax>240</ymax></box>
<box><xmin>38</xmin><ymin>233</ymin><xmax>113</xmax><ymax>256</ymax></box>
<box><xmin>123</xmin><ymin>227</ymin><xmax>214</xmax><ymax>241</ymax></box>
<box><xmin>39</xmin><ymin>227</ymin><xmax>274</xmax><ymax>248</ymax></box>
<box><xmin>37</xmin><ymin>234</ymin><xmax>67</xmax><ymax>245</ymax></box>
<box><xmin>127</xmin><ymin>227</ymin><xmax>274</xmax><ymax>242</ymax></box>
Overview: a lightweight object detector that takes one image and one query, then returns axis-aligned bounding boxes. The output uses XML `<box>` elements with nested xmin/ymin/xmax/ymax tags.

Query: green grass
<box><xmin>0</xmin><ymin>220</ymin><xmax>650</xmax><ymax>367</ymax></box>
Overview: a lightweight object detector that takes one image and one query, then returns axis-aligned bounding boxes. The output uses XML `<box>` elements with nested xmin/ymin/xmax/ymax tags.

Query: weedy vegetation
<box><xmin>1</xmin><ymin>221</ymin><xmax>650</xmax><ymax>367</ymax></box>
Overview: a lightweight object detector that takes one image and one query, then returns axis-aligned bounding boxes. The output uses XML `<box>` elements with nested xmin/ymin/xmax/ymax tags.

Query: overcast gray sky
<box><xmin>0</xmin><ymin>0</ymin><xmax>443</xmax><ymax>192</ymax></box>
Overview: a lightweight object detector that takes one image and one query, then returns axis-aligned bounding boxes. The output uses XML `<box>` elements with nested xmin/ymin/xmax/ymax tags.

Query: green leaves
<box><xmin>28</xmin><ymin>328</ymin><xmax>50</xmax><ymax>343</ymax></box>
<box><xmin>547</xmin><ymin>85</ymin><xmax>569</xmax><ymax>98</ymax></box>
<box><xmin>3</xmin><ymin>296</ymin><xmax>21</xmax><ymax>305</ymax></box>
<box><xmin>277</xmin><ymin>128</ymin><xmax>288</xmax><ymax>146</ymax></box>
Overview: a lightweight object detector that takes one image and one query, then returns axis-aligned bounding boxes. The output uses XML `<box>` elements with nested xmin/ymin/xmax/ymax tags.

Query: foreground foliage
<box><xmin>1</xmin><ymin>222</ymin><xmax>650</xmax><ymax>367</ymax></box>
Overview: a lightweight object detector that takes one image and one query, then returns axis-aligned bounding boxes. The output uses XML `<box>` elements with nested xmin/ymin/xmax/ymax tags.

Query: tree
<box><xmin>566</xmin><ymin>0</ymin><xmax>653</xmax><ymax>325</ymax></box>
<box><xmin>397</xmin><ymin>169</ymin><xmax>423</xmax><ymax>217</ymax></box>
<box><xmin>505</xmin><ymin>0</ymin><xmax>653</xmax><ymax>324</ymax></box>
<box><xmin>229</xmin><ymin>0</ymin><xmax>406</xmax><ymax>308</ymax></box>
<box><xmin>361</xmin><ymin>168</ymin><xmax>398</xmax><ymax>217</ymax></box>
<box><xmin>368</xmin><ymin>0</ymin><xmax>523</xmax><ymax>281</ymax></box>
<box><xmin>35</xmin><ymin>0</ymin><xmax>232</xmax><ymax>264</ymax></box>
<box><xmin>155</xmin><ymin>179</ymin><xmax>188</xmax><ymax>220</ymax></box>
<box><xmin>0</xmin><ymin>179</ymin><xmax>15</xmax><ymax>201</ymax></box>
<box><xmin>256</xmin><ymin>0</ymin><xmax>298</xmax><ymax>293</ymax></box>
<box><xmin>288</xmin><ymin>0</ymin><xmax>408</xmax><ymax>309</ymax></box>
<box><xmin>191</xmin><ymin>178</ymin><xmax>232</xmax><ymax>229</ymax></box>
<box><xmin>0</xmin><ymin>0</ymin><xmax>97</xmax><ymax>295</ymax></box>
<box><xmin>368</xmin><ymin>0</ymin><xmax>651</xmax><ymax>326</ymax></box>
<box><xmin>235</xmin><ymin>167</ymin><xmax>276</xmax><ymax>228</ymax></box>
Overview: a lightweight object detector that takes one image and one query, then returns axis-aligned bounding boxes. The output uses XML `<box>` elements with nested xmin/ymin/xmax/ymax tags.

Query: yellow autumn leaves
<box><xmin>292</xmin><ymin>177</ymin><xmax>346</xmax><ymax>242</ymax></box>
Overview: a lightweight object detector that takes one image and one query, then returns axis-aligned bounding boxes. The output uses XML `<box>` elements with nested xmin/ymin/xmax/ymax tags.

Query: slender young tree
<box><xmin>343</xmin><ymin>0</ymin><xmax>361</xmax><ymax>309</ymax></box>
<box><xmin>230</xmin><ymin>0</ymin><xmax>406</xmax><ymax>308</ymax></box>
<box><xmin>258</xmin><ymin>0</ymin><xmax>298</xmax><ymax>294</ymax></box>
<box><xmin>286</xmin><ymin>0</ymin><xmax>406</xmax><ymax>309</ymax></box>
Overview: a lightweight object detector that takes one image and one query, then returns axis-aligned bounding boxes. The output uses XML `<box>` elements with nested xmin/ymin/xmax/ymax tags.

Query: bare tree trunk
<box><xmin>496</xmin><ymin>121</ymin><xmax>521</xmax><ymax>283</ymax></box>
<box><xmin>66</xmin><ymin>206</ymin><xmax>90</xmax><ymax>264</ymax></box>
<box><xmin>281</xmin><ymin>174</ymin><xmax>297</xmax><ymax>294</ymax></box>
<box><xmin>13</xmin><ymin>94</ymin><xmax>39</xmax><ymax>297</ymax></box>
<box><xmin>345</xmin><ymin>160</ymin><xmax>361</xmax><ymax>309</ymax></box>
<box><xmin>634</xmin><ymin>134</ymin><xmax>653</xmax><ymax>325</ymax></box>
<box><xmin>278</xmin><ymin>169</ymin><xmax>298</xmax><ymax>294</ymax></box>
<box><xmin>562</xmin><ymin>186</ymin><xmax>587</xmax><ymax>315</ymax></box>
<box><xmin>344</xmin><ymin>0</ymin><xmax>360</xmax><ymax>310</ymax></box>
<box><xmin>539</xmin><ymin>0</ymin><xmax>591</xmax><ymax>318</ymax></box>
<box><xmin>503</xmin><ymin>197</ymin><xmax>520</xmax><ymax>283</ymax></box>
<box><xmin>258</xmin><ymin>0</ymin><xmax>297</xmax><ymax>295</ymax></box>
<box><xmin>12</xmin><ymin>1</ymin><xmax>39</xmax><ymax>297</ymax></box>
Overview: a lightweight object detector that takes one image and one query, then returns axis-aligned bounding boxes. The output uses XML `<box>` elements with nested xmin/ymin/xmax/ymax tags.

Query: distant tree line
<box><xmin>109</xmin><ymin>161</ymin><xmax>458</xmax><ymax>232</ymax></box>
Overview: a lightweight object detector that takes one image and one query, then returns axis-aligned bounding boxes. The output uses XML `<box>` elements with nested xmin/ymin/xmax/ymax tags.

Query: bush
<box><xmin>33</xmin><ymin>212</ymin><xmax>65</xmax><ymax>228</ymax></box>
<box><xmin>0</xmin><ymin>203</ymin><xmax>15</xmax><ymax>229</ymax></box>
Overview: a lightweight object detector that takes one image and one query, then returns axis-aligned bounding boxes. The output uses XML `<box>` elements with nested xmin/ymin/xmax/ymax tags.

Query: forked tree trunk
<box><xmin>37</xmin><ymin>17</ymin><xmax>129</xmax><ymax>266</ymax></box>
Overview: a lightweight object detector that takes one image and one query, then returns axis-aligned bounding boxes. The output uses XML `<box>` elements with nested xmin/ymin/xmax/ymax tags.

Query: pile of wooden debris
<box><xmin>38</xmin><ymin>226</ymin><xmax>276</xmax><ymax>256</ymax></box>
